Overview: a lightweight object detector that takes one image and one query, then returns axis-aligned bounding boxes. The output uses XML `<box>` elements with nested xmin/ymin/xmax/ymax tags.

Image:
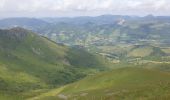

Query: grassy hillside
<box><xmin>0</xmin><ymin>28</ymin><xmax>110</xmax><ymax>99</ymax></box>
<box><xmin>127</xmin><ymin>45</ymin><xmax>166</xmax><ymax>59</ymax></box>
<box><xmin>32</xmin><ymin>67</ymin><xmax>170</xmax><ymax>100</ymax></box>
<box><xmin>127</xmin><ymin>45</ymin><xmax>153</xmax><ymax>57</ymax></box>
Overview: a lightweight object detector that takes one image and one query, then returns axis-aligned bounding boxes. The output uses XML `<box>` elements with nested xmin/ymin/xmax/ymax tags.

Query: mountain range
<box><xmin>0</xmin><ymin>15</ymin><xmax>170</xmax><ymax>100</ymax></box>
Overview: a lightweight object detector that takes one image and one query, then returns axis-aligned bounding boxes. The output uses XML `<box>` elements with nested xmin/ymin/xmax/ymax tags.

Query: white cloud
<box><xmin>0</xmin><ymin>0</ymin><xmax>170</xmax><ymax>17</ymax></box>
<box><xmin>0</xmin><ymin>0</ymin><xmax>6</xmax><ymax>9</ymax></box>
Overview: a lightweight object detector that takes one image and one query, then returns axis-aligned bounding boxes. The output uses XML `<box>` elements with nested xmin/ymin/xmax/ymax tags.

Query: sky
<box><xmin>0</xmin><ymin>0</ymin><xmax>170</xmax><ymax>18</ymax></box>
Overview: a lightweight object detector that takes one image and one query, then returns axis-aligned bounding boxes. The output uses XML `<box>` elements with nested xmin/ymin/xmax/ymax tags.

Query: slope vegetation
<box><xmin>32</xmin><ymin>67</ymin><xmax>170</xmax><ymax>100</ymax></box>
<box><xmin>0</xmin><ymin>28</ymin><xmax>110</xmax><ymax>99</ymax></box>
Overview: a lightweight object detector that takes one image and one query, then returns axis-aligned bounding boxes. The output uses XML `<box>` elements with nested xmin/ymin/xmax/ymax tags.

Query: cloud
<box><xmin>0</xmin><ymin>0</ymin><xmax>6</xmax><ymax>8</ymax></box>
<box><xmin>0</xmin><ymin>0</ymin><xmax>170</xmax><ymax>17</ymax></box>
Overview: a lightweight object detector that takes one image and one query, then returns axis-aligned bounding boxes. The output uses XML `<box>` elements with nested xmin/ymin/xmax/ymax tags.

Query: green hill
<box><xmin>32</xmin><ymin>67</ymin><xmax>170</xmax><ymax>100</ymax></box>
<box><xmin>0</xmin><ymin>28</ymin><xmax>110</xmax><ymax>99</ymax></box>
<box><xmin>127</xmin><ymin>45</ymin><xmax>166</xmax><ymax>58</ymax></box>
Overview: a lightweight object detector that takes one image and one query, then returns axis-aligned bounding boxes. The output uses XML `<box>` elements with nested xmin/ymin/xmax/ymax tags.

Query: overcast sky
<box><xmin>0</xmin><ymin>0</ymin><xmax>170</xmax><ymax>18</ymax></box>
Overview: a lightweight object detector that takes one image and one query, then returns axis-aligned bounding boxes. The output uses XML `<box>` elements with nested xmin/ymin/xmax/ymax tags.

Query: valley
<box><xmin>1</xmin><ymin>15</ymin><xmax>170</xmax><ymax>65</ymax></box>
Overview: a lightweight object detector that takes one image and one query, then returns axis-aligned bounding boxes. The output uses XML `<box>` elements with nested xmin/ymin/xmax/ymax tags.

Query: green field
<box><xmin>31</xmin><ymin>67</ymin><xmax>170</xmax><ymax>100</ymax></box>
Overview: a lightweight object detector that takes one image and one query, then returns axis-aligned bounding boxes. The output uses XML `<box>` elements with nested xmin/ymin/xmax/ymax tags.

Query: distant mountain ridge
<box><xmin>0</xmin><ymin>18</ymin><xmax>49</xmax><ymax>30</ymax></box>
<box><xmin>1</xmin><ymin>15</ymin><xmax>170</xmax><ymax>27</ymax></box>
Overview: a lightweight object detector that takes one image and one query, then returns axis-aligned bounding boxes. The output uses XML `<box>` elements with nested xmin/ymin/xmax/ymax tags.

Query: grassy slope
<box><xmin>126</xmin><ymin>45</ymin><xmax>166</xmax><ymax>58</ymax></box>
<box><xmin>128</xmin><ymin>46</ymin><xmax>153</xmax><ymax>57</ymax></box>
<box><xmin>32</xmin><ymin>67</ymin><xmax>170</xmax><ymax>100</ymax></box>
<box><xmin>0</xmin><ymin>28</ymin><xmax>110</xmax><ymax>99</ymax></box>
<box><xmin>95</xmin><ymin>44</ymin><xmax>167</xmax><ymax>61</ymax></box>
